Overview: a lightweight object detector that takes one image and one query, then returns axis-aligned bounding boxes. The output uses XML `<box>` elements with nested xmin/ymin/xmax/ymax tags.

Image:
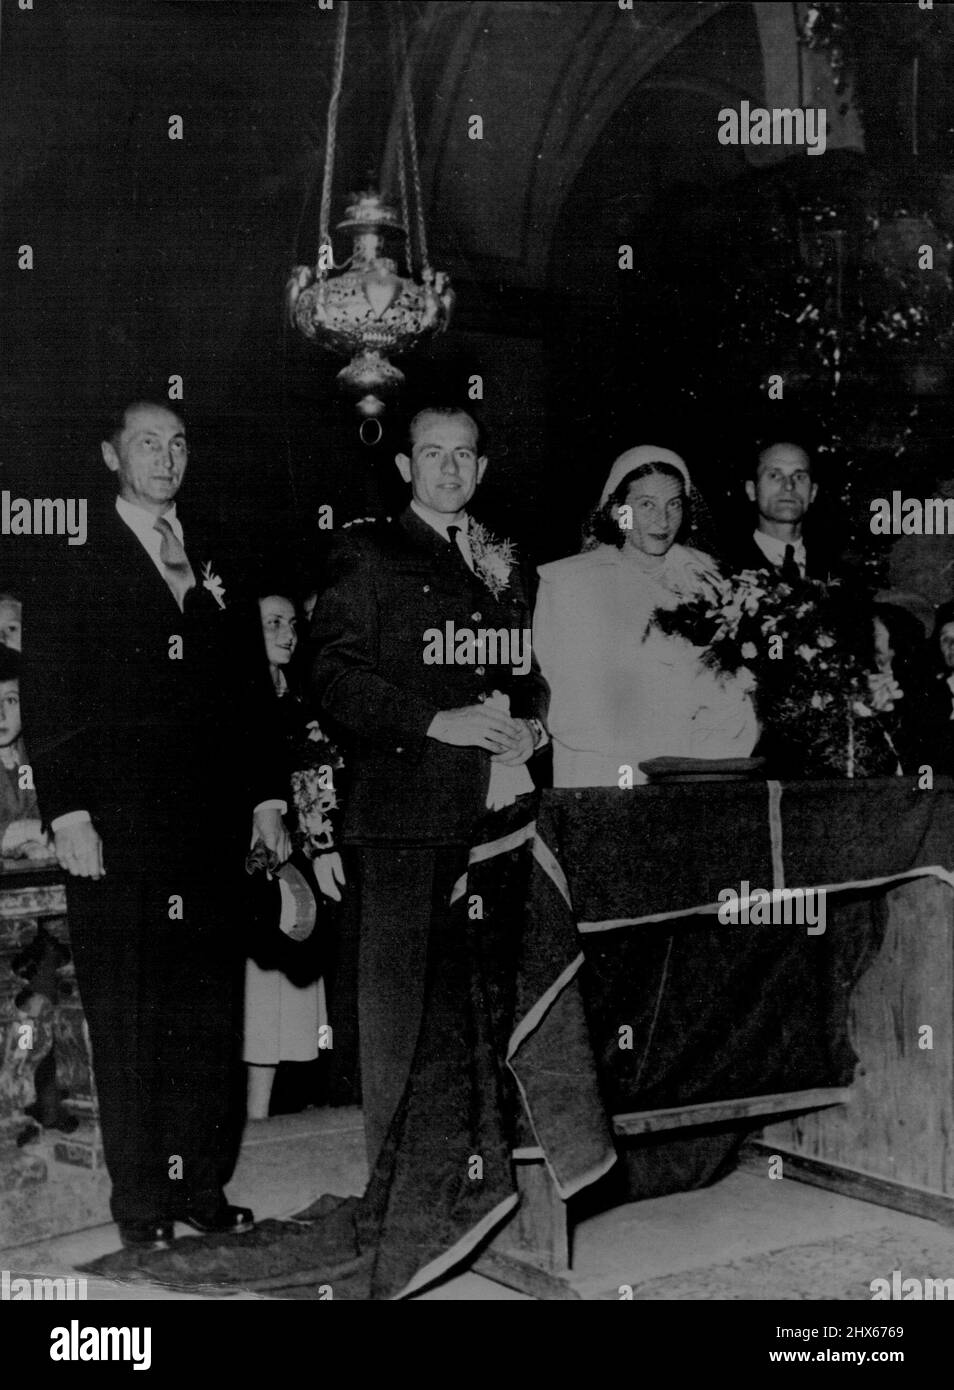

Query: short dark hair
<box><xmin>753</xmin><ymin>440</ymin><xmax>814</xmax><ymax>477</ymax></box>
<box><xmin>103</xmin><ymin>400</ymin><xmax>186</xmax><ymax>448</ymax></box>
<box><xmin>747</xmin><ymin>432</ymin><xmax>817</xmax><ymax>483</ymax></box>
<box><xmin>403</xmin><ymin>405</ymin><xmax>485</xmax><ymax>457</ymax></box>
<box><xmin>0</xmin><ymin>645</ymin><xmax>20</xmax><ymax>683</ymax></box>
<box><xmin>585</xmin><ymin>461</ymin><xmax>689</xmax><ymax>550</ymax></box>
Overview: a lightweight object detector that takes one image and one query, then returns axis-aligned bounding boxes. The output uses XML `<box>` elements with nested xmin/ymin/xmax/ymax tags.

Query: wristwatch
<box><xmin>526</xmin><ymin>717</ymin><xmax>548</xmax><ymax>750</ymax></box>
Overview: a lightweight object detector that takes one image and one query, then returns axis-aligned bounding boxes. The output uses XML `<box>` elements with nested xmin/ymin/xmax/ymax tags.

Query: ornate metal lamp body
<box><xmin>287</xmin><ymin>191</ymin><xmax>454</xmax><ymax>418</ymax></box>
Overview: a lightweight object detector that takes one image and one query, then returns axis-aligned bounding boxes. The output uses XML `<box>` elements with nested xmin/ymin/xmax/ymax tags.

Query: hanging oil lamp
<box><xmin>285</xmin><ymin>0</ymin><xmax>454</xmax><ymax>426</ymax></box>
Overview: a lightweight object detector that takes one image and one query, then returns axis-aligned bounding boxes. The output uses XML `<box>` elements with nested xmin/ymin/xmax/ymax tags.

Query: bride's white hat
<box><xmin>599</xmin><ymin>445</ymin><xmax>692</xmax><ymax>506</ymax></box>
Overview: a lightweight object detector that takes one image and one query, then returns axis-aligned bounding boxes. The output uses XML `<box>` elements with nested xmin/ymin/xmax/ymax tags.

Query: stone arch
<box><xmin>382</xmin><ymin>1</ymin><xmax>862</xmax><ymax>291</ymax></box>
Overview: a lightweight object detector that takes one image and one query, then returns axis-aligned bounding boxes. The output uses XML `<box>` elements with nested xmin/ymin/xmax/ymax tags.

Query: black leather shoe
<box><xmin>117</xmin><ymin>1219</ymin><xmax>175</xmax><ymax>1250</ymax></box>
<box><xmin>178</xmin><ymin>1203</ymin><xmax>255</xmax><ymax>1235</ymax></box>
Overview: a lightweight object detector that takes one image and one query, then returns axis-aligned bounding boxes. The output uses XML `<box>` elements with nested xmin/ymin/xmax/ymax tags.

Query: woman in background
<box><xmin>867</xmin><ymin>602</ymin><xmax>929</xmax><ymax>774</ymax></box>
<box><xmin>244</xmin><ymin>592</ymin><xmax>345</xmax><ymax>1120</ymax></box>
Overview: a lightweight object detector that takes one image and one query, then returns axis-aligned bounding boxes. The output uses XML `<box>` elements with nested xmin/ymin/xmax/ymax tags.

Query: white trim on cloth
<box><xmin>577</xmin><ymin>863</ymin><xmax>954</xmax><ymax>934</ymax></box>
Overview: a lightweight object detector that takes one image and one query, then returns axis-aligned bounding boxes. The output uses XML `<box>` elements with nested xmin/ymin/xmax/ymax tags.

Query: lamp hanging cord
<box><xmin>395</xmin><ymin>0</ymin><xmax>430</xmax><ymax>274</ymax></box>
<box><xmin>396</xmin><ymin>127</ymin><xmax>413</xmax><ymax>274</ymax></box>
<box><xmin>388</xmin><ymin>4</ymin><xmax>414</xmax><ymax>275</ymax></box>
<box><xmin>317</xmin><ymin>0</ymin><xmax>350</xmax><ymax>269</ymax></box>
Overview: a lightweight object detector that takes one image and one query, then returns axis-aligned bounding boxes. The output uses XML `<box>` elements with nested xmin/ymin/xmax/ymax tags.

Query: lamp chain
<box><xmin>388</xmin><ymin>5</ymin><xmax>414</xmax><ymax>274</ymax></box>
<box><xmin>395</xmin><ymin>1</ymin><xmax>430</xmax><ymax>274</ymax></box>
<box><xmin>318</xmin><ymin>0</ymin><xmax>350</xmax><ymax>268</ymax></box>
<box><xmin>396</xmin><ymin>130</ymin><xmax>413</xmax><ymax>272</ymax></box>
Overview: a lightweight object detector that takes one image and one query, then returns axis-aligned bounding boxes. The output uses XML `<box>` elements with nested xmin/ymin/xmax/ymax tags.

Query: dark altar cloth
<box><xmin>511</xmin><ymin>779</ymin><xmax>954</xmax><ymax>1200</ymax></box>
<box><xmin>546</xmin><ymin>779</ymin><xmax>954</xmax><ymax>929</ymax></box>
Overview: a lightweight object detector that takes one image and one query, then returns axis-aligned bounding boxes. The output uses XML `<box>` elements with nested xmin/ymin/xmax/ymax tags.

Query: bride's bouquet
<box><xmin>651</xmin><ymin>570</ymin><xmax>902</xmax><ymax>777</ymax></box>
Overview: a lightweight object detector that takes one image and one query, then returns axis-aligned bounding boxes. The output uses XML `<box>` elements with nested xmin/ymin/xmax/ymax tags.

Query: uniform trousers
<box><xmin>352</xmin><ymin>844</ymin><xmax>468</xmax><ymax>1168</ymax></box>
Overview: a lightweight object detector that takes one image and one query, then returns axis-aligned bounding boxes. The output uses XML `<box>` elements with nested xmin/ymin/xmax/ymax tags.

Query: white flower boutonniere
<box><xmin>201</xmin><ymin>562</ymin><xmax>227</xmax><ymax>610</ymax></box>
<box><xmin>468</xmin><ymin>521</ymin><xmax>515</xmax><ymax>598</ymax></box>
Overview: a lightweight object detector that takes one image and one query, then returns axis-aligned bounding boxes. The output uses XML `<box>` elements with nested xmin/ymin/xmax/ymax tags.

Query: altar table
<box><xmin>503</xmin><ymin>779</ymin><xmax>954</xmax><ymax>1272</ymax></box>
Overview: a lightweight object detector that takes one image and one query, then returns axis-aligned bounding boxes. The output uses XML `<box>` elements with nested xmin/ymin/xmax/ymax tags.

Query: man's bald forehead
<box><xmin>106</xmin><ymin>400</ymin><xmax>185</xmax><ymax>447</ymax></box>
<box><xmin>122</xmin><ymin>401</ymin><xmax>185</xmax><ymax>433</ymax></box>
<box><xmin>409</xmin><ymin>408</ymin><xmax>479</xmax><ymax>447</ymax></box>
<box><xmin>757</xmin><ymin>441</ymin><xmax>812</xmax><ymax>474</ymax></box>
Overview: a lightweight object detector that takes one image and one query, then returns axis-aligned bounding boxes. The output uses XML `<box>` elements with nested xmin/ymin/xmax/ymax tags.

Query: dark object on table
<box><xmin>639</xmin><ymin>755</ymin><xmax>767</xmax><ymax>782</ymax></box>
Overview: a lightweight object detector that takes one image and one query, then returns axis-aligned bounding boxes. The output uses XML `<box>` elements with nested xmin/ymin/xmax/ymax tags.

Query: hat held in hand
<box><xmin>245</xmin><ymin>844</ymin><xmax>317</xmax><ymax>943</ymax></box>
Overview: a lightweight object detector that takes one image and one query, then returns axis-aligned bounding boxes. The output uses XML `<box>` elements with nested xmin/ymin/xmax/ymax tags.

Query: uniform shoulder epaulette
<box><xmin>340</xmin><ymin>514</ymin><xmax>392</xmax><ymax>531</ymax></box>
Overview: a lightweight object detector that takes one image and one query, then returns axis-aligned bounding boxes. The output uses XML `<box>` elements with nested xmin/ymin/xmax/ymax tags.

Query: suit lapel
<box><xmin>178</xmin><ymin>513</ymin><xmax>212</xmax><ymax>616</ymax></box>
<box><xmin>84</xmin><ymin>501</ymin><xmax>183</xmax><ymax>617</ymax></box>
<box><xmin>87</xmin><ymin>501</ymin><xmax>228</xmax><ymax>622</ymax></box>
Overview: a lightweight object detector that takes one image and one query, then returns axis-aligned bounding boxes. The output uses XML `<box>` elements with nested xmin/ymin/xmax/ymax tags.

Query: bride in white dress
<box><xmin>534</xmin><ymin>446</ymin><xmax>758</xmax><ymax>788</ymax></box>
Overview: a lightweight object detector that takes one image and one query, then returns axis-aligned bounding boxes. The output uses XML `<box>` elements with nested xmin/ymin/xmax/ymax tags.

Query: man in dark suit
<box><xmin>309</xmin><ymin>405</ymin><xmax>549</xmax><ymax>1165</ymax></box>
<box><xmin>723</xmin><ymin>440</ymin><xmax>841</xmax><ymax>583</ymax></box>
<box><xmin>22</xmin><ymin>400</ymin><xmax>290</xmax><ymax>1251</ymax></box>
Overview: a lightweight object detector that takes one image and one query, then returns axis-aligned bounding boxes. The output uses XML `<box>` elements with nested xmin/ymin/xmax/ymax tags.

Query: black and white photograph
<box><xmin>2</xmin><ymin>0</ymin><xmax>954</xmax><ymax>1345</ymax></box>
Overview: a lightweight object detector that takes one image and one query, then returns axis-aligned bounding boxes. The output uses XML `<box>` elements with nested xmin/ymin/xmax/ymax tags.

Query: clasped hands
<box><xmin>428</xmin><ymin>704</ymin><xmax>536</xmax><ymax>765</ymax></box>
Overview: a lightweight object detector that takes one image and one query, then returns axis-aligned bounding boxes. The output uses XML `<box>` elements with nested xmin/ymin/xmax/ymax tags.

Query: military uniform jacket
<box><xmin>309</xmin><ymin>506</ymin><xmax>549</xmax><ymax>846</ymax></box>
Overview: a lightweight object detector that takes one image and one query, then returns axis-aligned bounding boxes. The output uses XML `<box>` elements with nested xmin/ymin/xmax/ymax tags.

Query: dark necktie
<box><xmin>781</xmin><ymin>544</ymin><xmax>801</xmax><ymax>583</ymax></box>
<box><xmin>446</xmin><ymin>525</ymin><xmax>473</xmax><ymax>576</ymax></box>
<box><xmin>153</xmin><ymin>514</ymin><xmax>196</xmax><ymax>610</ymax></box>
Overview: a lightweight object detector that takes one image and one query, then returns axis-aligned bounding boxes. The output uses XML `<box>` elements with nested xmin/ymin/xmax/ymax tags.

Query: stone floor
<box><xmin>3</xmin><ymin>1108</ymin><xmax>953</xmax><ymax>1301</ymax></box>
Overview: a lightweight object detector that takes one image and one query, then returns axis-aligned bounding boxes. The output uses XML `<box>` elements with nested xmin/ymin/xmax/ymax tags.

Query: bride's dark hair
<box><xmin>582</xmin><ymin>461</ymin><xmax>690</xmax><ymax>551</ymax></box>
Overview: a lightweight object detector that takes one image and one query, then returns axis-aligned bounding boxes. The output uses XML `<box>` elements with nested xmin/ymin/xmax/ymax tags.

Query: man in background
<box><xmin>726</xmin><ymin>440</ymin><xmax>841</xmax><ymax>583</ymax></box>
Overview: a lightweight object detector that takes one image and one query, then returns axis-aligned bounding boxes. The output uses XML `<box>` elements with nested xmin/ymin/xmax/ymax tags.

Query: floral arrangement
<box><xmin>468</xmin><ymin>521</ymin><xmax>515</xmax><ymax>598</ymax></box>
<box><xmin>289</xmin><ymin>719</ymin><xmax>346</xmax><ymax>856</ymax></box>
<box><xmin>651</xmin><ymin>570</ymin><xmax>902</xmax><ymax>778</ymax></box>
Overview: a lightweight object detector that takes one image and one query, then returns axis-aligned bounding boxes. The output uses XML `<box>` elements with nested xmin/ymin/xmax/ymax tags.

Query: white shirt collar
<box><xmin>116</xmin><ymin>495</ymin><xmax>183</xmax><ymax>542</ymax></box>
<box><xmin>753</xmin><ymin>529</ymin><xmax>805</xmax><ymax>568</ymax></box>
<box><xmin>410</xmin><ymin>499</ymin><xmax>469</xmax><ymax>543</ymax></box>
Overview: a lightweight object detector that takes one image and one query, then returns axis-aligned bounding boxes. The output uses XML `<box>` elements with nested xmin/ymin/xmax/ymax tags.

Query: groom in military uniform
<box><xmin>310</xmin><ymin>405</ymin><xmax>549</xmax><ymax>1164</ymax></box>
